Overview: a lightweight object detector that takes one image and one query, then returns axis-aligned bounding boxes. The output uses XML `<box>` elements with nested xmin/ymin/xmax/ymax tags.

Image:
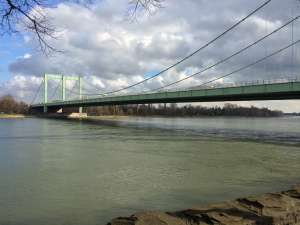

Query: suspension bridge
<box><xmin>29</xmin><ymin>0</ymin><xmax>300</xmax><ymax>114</ymax></box>
<box><xmin>31</xmin><ymin>76</ymin><xmax>300</xmax><ymax>113</ymax></box>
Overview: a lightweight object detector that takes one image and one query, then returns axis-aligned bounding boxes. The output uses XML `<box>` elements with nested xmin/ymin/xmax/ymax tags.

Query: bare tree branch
<box><xmin>0</xmin><ymin>0</ymin><xmax>61</xmax><ymax>55</ymax></box>
<box><xmin>0</xmin><ymin>0</ymin><xmax>164</xmax><ymax>55</ymax></box>
<box><xmin>128</xmin><ymin>0</ymin><xmax>164</xmax><ymax>19</ymax></box>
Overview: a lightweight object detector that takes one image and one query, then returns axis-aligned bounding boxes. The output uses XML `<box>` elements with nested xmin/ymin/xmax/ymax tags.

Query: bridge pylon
<box><xmin>43</xmin><ymin>74</ymin><xmax>82</xmax><ymax>113</ymax></box>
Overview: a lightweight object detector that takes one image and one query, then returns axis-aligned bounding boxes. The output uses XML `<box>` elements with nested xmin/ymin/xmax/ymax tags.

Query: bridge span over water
<box><xmin>31</xmin><ymin>79</ymin><xmax>300</xmax><ymax>113</ymax></box>
<box><xmin>27</xmin><ymin>1</ymin><xmax>300</xmax><ymax>113</ymax></box>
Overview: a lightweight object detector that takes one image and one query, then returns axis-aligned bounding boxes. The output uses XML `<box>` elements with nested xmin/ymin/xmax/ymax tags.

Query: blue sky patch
<box><xmin>0</xmin><ymin>34</ymin><xmax>29</xmax><ymax>82</ymax></box>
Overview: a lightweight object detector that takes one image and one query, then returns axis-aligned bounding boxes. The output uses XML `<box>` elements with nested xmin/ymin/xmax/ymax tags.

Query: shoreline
<box><xmin>0</xmin><ymin>114</ymin><xmax>26</xmax><ymax>119</ymax></box>
<box><xmin>87</xmin><ymin>115</ymin><xmax>130</xmax><ymax>120</ymax></box>
<box><xmin>108</xmin><ymin>185</ymin><xmax>300</xmax><ymax>225</ymax></box>
<box><xmin>32</xmin><ymin>114</ymin><xmax>298</xmax><ymax>121</ymax></box>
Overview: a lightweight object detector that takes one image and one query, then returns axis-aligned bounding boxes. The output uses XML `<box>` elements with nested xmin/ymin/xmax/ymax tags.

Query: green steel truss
<box><xmin>43</xmin><ymin>74</ymin><xmax>82</xmax><ymax>113</ymax></box>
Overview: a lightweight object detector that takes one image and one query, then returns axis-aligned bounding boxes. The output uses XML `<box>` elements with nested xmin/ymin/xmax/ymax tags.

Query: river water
<box><xmin>1</xmin><ymin>116</ymin><xmax>300</xmax><ymax>225</ymax></box>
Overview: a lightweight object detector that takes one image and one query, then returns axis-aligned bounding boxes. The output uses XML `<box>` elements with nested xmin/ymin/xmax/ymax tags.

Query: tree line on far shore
<box><xmin>0</xmin><ymin>95</ymin><xmax>285</xmax><ymax>117</ymax></box>
<box><xmin>0</xmin><ymin>95</ymin><xmax>28</xmax><ymax>114</ymax></box>
<box><xmin>86</xmin><ymin>103</ymin><xmax>283</xmax><ymax>117</ymax></box>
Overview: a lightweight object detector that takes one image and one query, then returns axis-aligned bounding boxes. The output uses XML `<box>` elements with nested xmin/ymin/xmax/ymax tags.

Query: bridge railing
<box><xmin>155</xmin><ymin>76</ymin><xmax>300</xmax><ymax>93</ymax></box>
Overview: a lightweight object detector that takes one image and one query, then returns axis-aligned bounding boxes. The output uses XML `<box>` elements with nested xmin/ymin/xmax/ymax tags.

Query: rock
<box><xmin>108</xmin><ymin>185</ymin><xmax>300</xmax><ymax>225</ymax></box>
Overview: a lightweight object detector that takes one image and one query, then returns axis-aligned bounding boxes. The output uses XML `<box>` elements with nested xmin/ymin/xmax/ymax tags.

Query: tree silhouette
<box><xmin>85</xmin><ymin>103</ymin><xmax>283</xmax><ymax>117</ymax></box>
<box><xmin>1</xmin><ymin>0</ymin><xmax>57</xmax><ymax>54</ymax></box>
<box><xmin>0</xmin><ymin>0</ymin><xmax>163</xmax><ymax>54</ymax></box>
<box><xmin>0</xmin><ymin>95</ymin><xmax>28</xmax><ymax>114</ymax></box>
<box><xmin>130</xmin><ymin>0</ymin><xmax>163</xmax><ymax>14</ymax></box>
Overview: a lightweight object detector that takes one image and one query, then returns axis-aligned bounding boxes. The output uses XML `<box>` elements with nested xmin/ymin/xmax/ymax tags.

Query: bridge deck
<box><xmin>31</xmin><ymin>81</ymin><xmax>300</xmax><ymax>109</ymax></box>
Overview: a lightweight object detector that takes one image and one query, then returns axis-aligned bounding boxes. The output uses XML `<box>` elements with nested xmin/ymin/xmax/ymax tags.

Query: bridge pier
<box><xmin>61</xmin><ymin>107</ymin><xmax>85</xmax><ymax>114</ymax></box>
<box><xmin>30</xmin><ymin>105</ymin><xmax>87</xmax><ymax>118</ymax></box>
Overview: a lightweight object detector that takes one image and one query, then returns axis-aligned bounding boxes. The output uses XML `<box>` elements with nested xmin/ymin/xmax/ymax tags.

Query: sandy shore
<box><xmin>108</xmin><ymin>185</ymin><xmax>300</xmax><ymax>225</ymax></box>
<box><xmin>0</xmin><ymin>114</ymin><xmax>25</xmax><ymax>119</ymax></box>
<box><xmin>85</xmin><ymin>115</ymin><xmax>129</xmax><ymax>120</ymax></box>
<box><xmin>34</xmin><ymin>114</ymin><xmax>130</xmax><ymax>121</ymax></box>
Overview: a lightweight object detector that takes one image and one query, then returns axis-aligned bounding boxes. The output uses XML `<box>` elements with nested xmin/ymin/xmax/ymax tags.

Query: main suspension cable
<box><xmin>149</xmin><ymin>15</ymin><xmax>300</xmax><ymax>92</ymax></box>
<box><xmin>191</xmin><ymin>39</ymin><xmax>300</xmax><ymax>89</ymax></box>
<box><xmin>82</xmin><ymin>0</ymin><xmax>272</xmax><ymax>96</ymax></box>
<box><xmin>79</xmin><ymin>15</ymin><xmax>298</xmax><ymax>96</ymax></box>
<box><xmin>29</xmin><ymin>80</ymin><xmax>43</xmax><ymax>105</ymax></box>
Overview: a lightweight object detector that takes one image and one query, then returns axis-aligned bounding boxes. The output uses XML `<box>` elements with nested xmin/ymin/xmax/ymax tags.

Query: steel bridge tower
<box><xmin>43</xmin><ymin>74</ymin><xmax>82</xmax><ymax>113</ymax></box>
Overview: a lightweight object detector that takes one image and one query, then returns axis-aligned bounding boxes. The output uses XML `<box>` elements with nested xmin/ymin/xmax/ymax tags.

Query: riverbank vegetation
<box><xmin>0</xmin><ymin>95</ymin><xmax>28</xmax><ymax>115</ymax></box>
<box><xmin>86</xmin><ymin>103</ymin><xmax>283</xmax><ymax>117</ymax></box>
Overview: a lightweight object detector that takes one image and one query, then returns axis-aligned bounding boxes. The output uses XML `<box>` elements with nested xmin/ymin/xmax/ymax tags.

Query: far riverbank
<box><xmin>0</xmin><ymin>114</ymin><xmax>26</xmax><ymax>119</ymax></box>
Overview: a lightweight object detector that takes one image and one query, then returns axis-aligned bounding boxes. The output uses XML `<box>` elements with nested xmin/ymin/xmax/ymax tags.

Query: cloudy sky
<box><xmin>1</xmin><ymin>0</ymin><xmax>300</xmax><ymax>112</ymax></box>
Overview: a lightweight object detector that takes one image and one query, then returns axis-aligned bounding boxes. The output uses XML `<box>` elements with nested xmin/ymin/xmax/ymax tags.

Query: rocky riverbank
<box><xmin>109</xmin><ymin>185</ymin><xmax>300</xmax><ymax>225</ymax></box>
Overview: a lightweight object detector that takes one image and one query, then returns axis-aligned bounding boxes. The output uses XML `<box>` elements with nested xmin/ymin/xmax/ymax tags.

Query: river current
<box><xmin>0</xmin><ymin>116</ymin><xmax>300</xmax><ymax>225</ymax></box>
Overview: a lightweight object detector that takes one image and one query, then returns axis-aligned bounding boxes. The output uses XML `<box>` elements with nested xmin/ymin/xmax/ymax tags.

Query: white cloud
<box><xmin>0</xmin><ymin>75</ymin><xmax>43</xmax><ymax>102</ymax></box>
<box><xmin>2</xmin><ymin>0</ymin><xmax>300</xmax><ymax>112</ymax></box>
<box><xmin>23</xmin><ymin>53</ymin><xmax>32</xmax><ymax>59</ymax></box>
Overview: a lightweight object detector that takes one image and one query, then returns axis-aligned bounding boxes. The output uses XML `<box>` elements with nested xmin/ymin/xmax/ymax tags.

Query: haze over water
<box><xmin>1</xmin><ymin>116</ymin><xmax>300</xmax><ymax>225</ymax></box>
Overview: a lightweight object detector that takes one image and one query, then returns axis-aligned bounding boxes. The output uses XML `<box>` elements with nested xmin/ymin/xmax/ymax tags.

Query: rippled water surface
<box><xmin>1</xmin><ymin>116</ymin><xmax>300</xmax><ymax>225</ymax></box>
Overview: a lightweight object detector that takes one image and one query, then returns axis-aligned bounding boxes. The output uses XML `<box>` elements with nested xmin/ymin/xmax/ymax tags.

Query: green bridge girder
<box><xmin>31</xmin><ymin>81</ymin><xmax>300</xmax><ymax>110</ymax></box>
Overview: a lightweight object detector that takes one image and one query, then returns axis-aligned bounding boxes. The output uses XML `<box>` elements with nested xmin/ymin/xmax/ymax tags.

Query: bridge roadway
<box><xmin>31</xmin><ymin>81</ymin><xmax>300</xmax><ymax>111</ymax></box>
